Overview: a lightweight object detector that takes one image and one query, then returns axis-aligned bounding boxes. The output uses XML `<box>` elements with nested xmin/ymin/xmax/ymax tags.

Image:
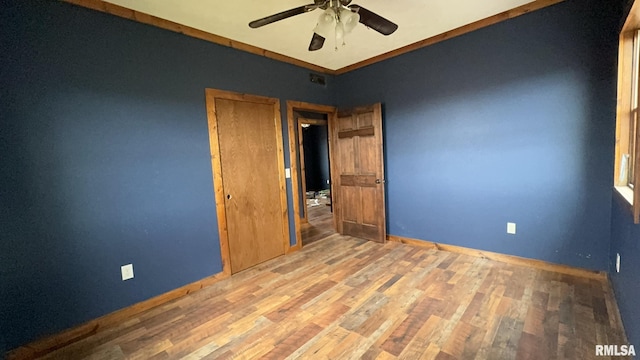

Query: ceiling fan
<box><xmin>249</xmin><ymin>0</ymin><xmax>398</xmax><ymax>51</ymax></box>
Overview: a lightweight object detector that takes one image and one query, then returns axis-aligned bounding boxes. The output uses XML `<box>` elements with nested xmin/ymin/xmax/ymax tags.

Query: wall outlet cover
<box><xmin>507</xmin><ymin>222</ymin><xmax>516</xmax><ymax>234</ymax></box>
<box><xmin>121</xmin><ymin>264</ymin><xmax>134</xmax><ymax>281</ymax></box>
<box><xmin>616</xmin><ymin>253</ymin><xmax>621</xmax><ymax>273</ymax></box>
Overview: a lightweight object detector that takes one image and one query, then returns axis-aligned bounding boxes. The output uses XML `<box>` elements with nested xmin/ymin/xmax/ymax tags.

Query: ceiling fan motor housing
<box><xmin>318</xmin><ymin>0</ymin><xmax>352</xmax><ymax>10</ymax></box>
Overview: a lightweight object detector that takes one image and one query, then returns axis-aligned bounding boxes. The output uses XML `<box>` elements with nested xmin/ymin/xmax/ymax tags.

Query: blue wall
<box><xmin>336</xmin><ymin>0</ymin><xmax>621</xmax><ymax>272</ymax></box>
<box><xmin>610</xmin><ymin>195</ymin><xmax>640</xmax><ymax>351</ymax></box>
<box><xmin>0</xmin><ymin>0</ymin><xmax>332</xmax><ymax>352</ymax></box>
<box><xmin>2</xmin><ymin>0</ymin><xmax>635</xmax><ymax>354</ymax></box>
<box><xmin>609</xmin><ymin>0</ymin><xmax>640</xmax><ymax>352</ymax></box>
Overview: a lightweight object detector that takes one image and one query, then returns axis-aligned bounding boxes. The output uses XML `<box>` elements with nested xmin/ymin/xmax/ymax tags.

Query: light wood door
<box><xmin>207</xmin><ymin>90</ymin><xmax>288</xmax><ymax>274</ymax></box>
<box><xmin>331</xmin><ymin>104</ymin><xmax>386</xmax><ymax>243</ymax></box>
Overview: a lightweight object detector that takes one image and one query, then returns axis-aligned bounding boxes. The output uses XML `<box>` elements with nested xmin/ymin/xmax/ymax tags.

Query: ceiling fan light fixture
<box><xmin>335</xmin><ymin>21</ymin><xmax>344</xmax><ymax>40</ymax></box>
<box><xmin>340</xmin><ymin>8</ymin><xmax>359</xmax><ymax>34</ymax></box>
<box><xmin>335</xmin><ymin>20</ymin><xmax>345</xmax><ymax>49</ymax></box>
<box><xmin>249</xmin><ymin>2</ymin><xmax>398</xmax><ymax>52</ymax></box>
<box><xmin>320</xmin><ymin>8</ymin><xmax>336</xmax><ymax>24</ymax></box>
<box><xmin>314</xmin><ymin>8</ymin><xmax>335</xmax><ymax>38</ymax></box>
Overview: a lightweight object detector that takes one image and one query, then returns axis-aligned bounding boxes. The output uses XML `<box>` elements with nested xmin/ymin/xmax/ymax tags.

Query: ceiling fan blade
<box><xmin>308</xmin><ymin>33</ymin><xmax>325</xmax><ymax>51</ymax></box>
<box><xmin>249</xmin><ymin>4</ymin><xmax>317</xmax><ymax>28</ymax></box>
<box><xmin>349</xmin><ymin>5</ymin><xmax>398</xmax><ymax>35</ymax></box>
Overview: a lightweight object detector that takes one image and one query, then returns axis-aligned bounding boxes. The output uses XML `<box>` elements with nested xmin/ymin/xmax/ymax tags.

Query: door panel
<box><xmin>358</xmin><ymin>112</ymin><xmax>373</xmax><ymax>128</ymax></box>
<box><xmin>332</xmin><ymin>104</ymin><xmax>386</xmax><ymax>243</ymax></box>
<box><xmin>361</xmin><ymin>187</ymin><xmax>377</xmax><ymax>225</ymax></box>
<box><xmin>213</xmin><ymin>96</ymin><xmax>286</xmax><ymax>273</ymax></box>
<box><xmin>359</xmin><ymin>135</ymin><xmax>377</xmax><ymax>173</ymax></box>
<box><xmin>339</xmin><ymin>139</ymin><xmax>355</xmax><ymax>173</ymax></box>
<box><xmin>342</xmin><ymin>186</ymin><xmax>359</xmax><ymax>222</ymax></box>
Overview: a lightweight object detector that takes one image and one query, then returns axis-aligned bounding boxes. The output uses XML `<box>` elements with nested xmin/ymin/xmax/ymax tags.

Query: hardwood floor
<box><xmin>301</xmin><ymin>201</ymin><xmax>335</xmax><ymax>246</ymax></box>
<box><xmin>37</xmin><ymin>235</ymin><xmax>627</xmax><ymax>359</ymax></box>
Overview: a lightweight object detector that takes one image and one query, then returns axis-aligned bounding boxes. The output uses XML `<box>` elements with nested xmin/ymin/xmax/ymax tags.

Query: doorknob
<box><xmin>375</xmin><ymin>179</ymin><xmax>386</xmax><ymax>184</ymax></box>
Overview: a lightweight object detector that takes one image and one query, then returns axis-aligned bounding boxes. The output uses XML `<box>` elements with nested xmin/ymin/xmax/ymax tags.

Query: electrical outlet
<box><xmin>285</xmin><ymin>168</ymin><xmax>291</xmax><ymax>178</ymax></box>
<box><xmin>507</xmin><ymin>222</ymin><xmax>516</xmax><ymax>235</ymax></box>
<box><xmin>121</xmin><ymin>264</ymin><xmax>134</xmax><ymax>281</ymax></box>
<box><xmin>616</xmin><ymin>253</ymin><xmax>621</xmax><ymax>273</ymax></box>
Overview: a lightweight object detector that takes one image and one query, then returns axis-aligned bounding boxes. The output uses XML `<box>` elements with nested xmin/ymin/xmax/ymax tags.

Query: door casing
<box><xmin>286</xmin><ymin>101</ymin><xmax>337</xmax><ymax>251</ymax></box>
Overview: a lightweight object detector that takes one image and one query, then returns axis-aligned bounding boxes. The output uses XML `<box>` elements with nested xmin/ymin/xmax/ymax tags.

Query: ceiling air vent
<box><xmin>309</xmin><ymin>73</ymin><xmax>326</xmax><ymax>86</ymax></box>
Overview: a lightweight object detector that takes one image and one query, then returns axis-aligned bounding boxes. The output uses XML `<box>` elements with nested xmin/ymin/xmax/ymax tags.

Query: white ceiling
<box><xmin>103</xmin><ymin>0</ymin><xmax>534</xmax><ymax>71</ymax></box>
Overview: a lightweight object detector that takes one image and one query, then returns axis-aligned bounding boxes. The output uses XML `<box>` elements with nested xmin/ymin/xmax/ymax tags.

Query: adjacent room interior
<box><xmin>2</xmin><ymin>0</ymin><xmax>640</xmax><ymax>358</ymax></box>
<box><xmin>297</xmin><ymin>114</ymin><xmax>335</xmax><ymax>246</ymax></box>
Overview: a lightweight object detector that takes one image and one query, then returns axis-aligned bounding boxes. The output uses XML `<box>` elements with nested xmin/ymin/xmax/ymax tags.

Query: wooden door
<box><xmin>206</xmin><ymin>90</ymin><xmax>288</xmax><ymax>274</ymax></box>
<box><xmin>331</xmin><ymin>103</ymin><xmax>386</xmax><ymax>243</ymax></box>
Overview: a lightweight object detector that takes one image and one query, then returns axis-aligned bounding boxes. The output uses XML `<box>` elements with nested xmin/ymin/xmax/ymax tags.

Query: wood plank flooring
<box><xmin>38</xmin><ymin>235</ymin><xmax>628</xmax><ymax>359</ymax></box>
<box><xmin>301</xmin><ymin>201</ymin><xmax>334</xmax><ymax>246</ymax></box>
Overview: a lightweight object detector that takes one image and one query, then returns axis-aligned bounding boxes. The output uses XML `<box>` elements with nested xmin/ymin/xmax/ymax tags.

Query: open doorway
<box><xmin>298</xmin><ymin>117</ymin><xmax>333</xmax><ymax>246</ymax></box>
<box><xmin>286</xmin><ymin>101</ymin><xmax>337</xmax><ymax>251</ymax></box>
<box><xmin>286</xmin><ymin>101</ymin><xmax>387</xmax><ymax>250</ymax></box>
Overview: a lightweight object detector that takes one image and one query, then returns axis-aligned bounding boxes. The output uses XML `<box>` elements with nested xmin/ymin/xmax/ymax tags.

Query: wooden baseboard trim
<box><xmin>387</xmin><ymin>235</ymin><xmax>606</xmax><ymax>281</ymax></box>
<box><xmin>6</xmin><ymin>271</ymin><xmax>230</xmax><ymax>360</ymax></box>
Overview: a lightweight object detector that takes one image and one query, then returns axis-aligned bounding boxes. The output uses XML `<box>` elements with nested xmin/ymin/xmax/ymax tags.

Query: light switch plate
<box><xmin>507</xmin><ymin>222</ymin><xmax>516</xmax><ymax>235</ymax></box>
<box><xmin>285</xmin><ymin>168</ymin><xmax>291</xmax><ymax>178</ymax></box>
<box><xmin>121</xmin><ymin>264</ymin><xmax>134</xmax><ymax>281</ymax></box>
